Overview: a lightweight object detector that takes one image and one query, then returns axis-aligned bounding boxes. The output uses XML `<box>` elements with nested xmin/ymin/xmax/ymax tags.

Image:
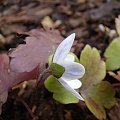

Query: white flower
<box><xmin>52</xmin><ymin>33</ymin><xmax>85</xmax><ymax>101</ymax></box>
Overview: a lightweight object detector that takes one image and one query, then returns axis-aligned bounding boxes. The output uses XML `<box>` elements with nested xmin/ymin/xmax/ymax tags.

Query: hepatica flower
<box><xmin>50</xmin><ymin>33</ymin><xmax>85</xmax><ymax>101</ymax></box>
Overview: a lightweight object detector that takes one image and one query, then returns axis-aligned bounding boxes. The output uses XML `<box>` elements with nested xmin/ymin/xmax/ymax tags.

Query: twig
<box><xmin>108</xmin><ymin>71</ymin><xmax>120</xmax><ymax>82</ymax></box>
<box><xmin>112</xmin><ymin>83</ymin><xmax>120</xmax><ymax>87</ymax></box>
<box><xmin>16</xmin><ymin>97</ymin><xmax>35</xmax><ymax>119</ymax></box>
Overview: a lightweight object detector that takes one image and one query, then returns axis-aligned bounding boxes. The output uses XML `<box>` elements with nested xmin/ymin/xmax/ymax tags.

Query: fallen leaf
<box><xmin>41</xmin><ymin>16</ymin><xmax>54</xmax><ymax>28</ymax></box>
<box><xmin>76</xmin><ymin>0</ymin><xmax>86</xmax><ymax>4</ymax></box>
<box><xmin>0</xmin><ymin>53</ymin><xmax>39</xmax><ymax>113</ymax></box>
<box><xmin>0</xmin><ymin>28</ymin><xmax>62</xmax><ymax>114</ymax></box>
<box><xmin>0</xmin><ymin>91</ymin><xmax>8</xmax><ymax>113</ymax></box>
<box><xmin>104</xmin><ymin>37</ymin><xmax>120</xmax><ymax>70</ymax></box>
<box><xmin>89</xmin><ymin>1</ymin><xmax>120</xmax><ymax>21</ymax></box>
<box><xmin>108</xmin><ymin>99</ymin><xmax>120</xmax><ymax>120</ymax></box>
<box><xmin>9</xmin><ymin>28</ymin><xmax>63</xmax><ymax>72</ymax></box>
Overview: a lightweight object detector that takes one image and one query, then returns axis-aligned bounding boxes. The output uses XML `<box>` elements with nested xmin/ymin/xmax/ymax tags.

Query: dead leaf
<box><xmin>0</xmin><ymin>53</ymin><xmax>39</xmax><ymax>113</ymax></box>
<box><xmin>9</xmin><ymin>28</ymin><xmax>63</xmax><ymax>73</ymax></box>
<box><xmin>89</xmin><ymin>1</ymin><xmax>120</xmax><ymax>21</ymax></box>
<box><xmin>77</xmin><ymin>0</ymin><xmax>86</xmax><ymax>4</ymax></box>
<box><xmin>108</xmin><ymin>99</ymin><xmax>120</xmax><ymax>120</ymax></box>
<box><xmin>41</xmin><ymin>16</ymin><xmax>54</xmax><ymax>28</ymax></box>
<box><xmin>0</xmin><ymin>28</ymin><xmax>62</xmax><ymax>113</ymax></box>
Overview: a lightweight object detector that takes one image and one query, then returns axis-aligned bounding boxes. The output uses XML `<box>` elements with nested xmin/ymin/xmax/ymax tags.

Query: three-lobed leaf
<box><xmin>80</xmin><ymin>45</ymin><xmax>115</xmax><ymax>120</ymax></box>
<box><xmin>80</xmin><ymin>45</ymin><xmax>106</xmax><ymax>89</ymax></box>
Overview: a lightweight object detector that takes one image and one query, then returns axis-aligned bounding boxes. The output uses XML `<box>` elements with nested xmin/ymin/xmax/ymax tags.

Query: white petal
<box><xmin>64</xmin><ymin>54</ymin><xmax>75</xmax><ymax>62</ymax></box>
<box><xmin>65</xmin><ymin>79</ymin><xmax>82</xmax><ymax>89</ymax></box>
<box><xmin>61</xmin><ymin>62</ymin><xmax>85</xmax><ymax>80</ymax></box>
<box><xmin>58</xmin><ymin>78</ymin><xmax>84</xmax><ymax>101</ymax></box>
<box><xmin>53</xmin><ymin>33</ymin><xmax>75</xmax><ymax>64</ymax></box>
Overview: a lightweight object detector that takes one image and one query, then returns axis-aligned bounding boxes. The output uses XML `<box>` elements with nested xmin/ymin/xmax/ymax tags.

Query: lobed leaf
<box><xmin>44</xmin><ymin>75</ymin><xmax>79</xmax><ymax>104</ymax></box>
<box><xmin>9</xmin><ymin>28</ymin><xmax>63</xmax><ymax>72</ymax></box>
<box><xmin>80</xmin><ymin>45</ymin><xmax>106</xmax><ymax>89</ymax></box>
<box><xmin>80</xmin><ymin>45</ymin><xmax>116</xmax><ymax>119</ymax></box>
<box><xmin>0</xmin><ymin>29</ymin><xmax>63</xmax><ymax>114</ymax></box>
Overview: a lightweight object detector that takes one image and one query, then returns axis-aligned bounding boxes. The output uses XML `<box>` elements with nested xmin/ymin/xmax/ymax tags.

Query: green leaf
<box><xmin>79</xmin><ymin>45</ymin><xmax>116</xmax><ymax>119</ymax></box>
<box><xmin>44</xmin><ymin>75</ymin><xmax>79</xmax><ymax>104</ymax></box>
<box><xmin>82</xmin><ymin>81</ymin><xmax>116</xmax><ymax>120</ymax></box>
<box><xmin>86</xmin><ymin>81</ymin><xmax>116</xmax><ymax>109</ymax></box>
<box><xmin>104</xmin><ymin>37</ymin><xmax>120</xmax><ymax>70</ymax></box>
<box><xmin>80</xmin><ymin>45</ymin><xmax>106</xmax><ymax>88</ymax></box>
<box><xmin>50</xmin><ymin>63</ymin><xmax>65</xmax><ymax>78</ymax></box>
<box><xmin>82</xmin><ymin>93</ymin><xmax>106</xmax><ymax>120</ymax></box>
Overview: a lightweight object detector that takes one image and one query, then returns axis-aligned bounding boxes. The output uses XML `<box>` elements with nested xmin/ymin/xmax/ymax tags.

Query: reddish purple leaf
<box><xmin>0</xmin><ymin>53</ymin><xmax>39</xmax><ymax>113</ymax></box>
<box><xmin>0</xmin><ymin>29</ymin><xmax>63</xmax><ymax>113</ymax></box>
<box><xmin>9</xmin><ymin>28</ymin><xmax>63</xmax><ymax>72</ymax></box>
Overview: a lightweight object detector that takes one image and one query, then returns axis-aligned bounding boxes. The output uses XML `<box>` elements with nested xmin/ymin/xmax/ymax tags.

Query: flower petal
<box><xmin>65</xmin><ymin>79</ymin><xmax>82</xmax><ymax>89</ymax></box>
<box><xmin>53</xmin><ymin>33</ymin><xmax>75</xmax><ymax>64</ymax></box>
<box><xmin>61</xmin><ymin>62</ymin><xmax>85</xmax><ymax>80</ymax></box>
<box><xmin>58</xmin><ymin>78</ymin><xmax>84</xmax><ymax>101</ymax></box>
<box><xmin>64</xmin><ymin>53</ymin><xmax>75</xmax><ymax>62</ymax></box>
